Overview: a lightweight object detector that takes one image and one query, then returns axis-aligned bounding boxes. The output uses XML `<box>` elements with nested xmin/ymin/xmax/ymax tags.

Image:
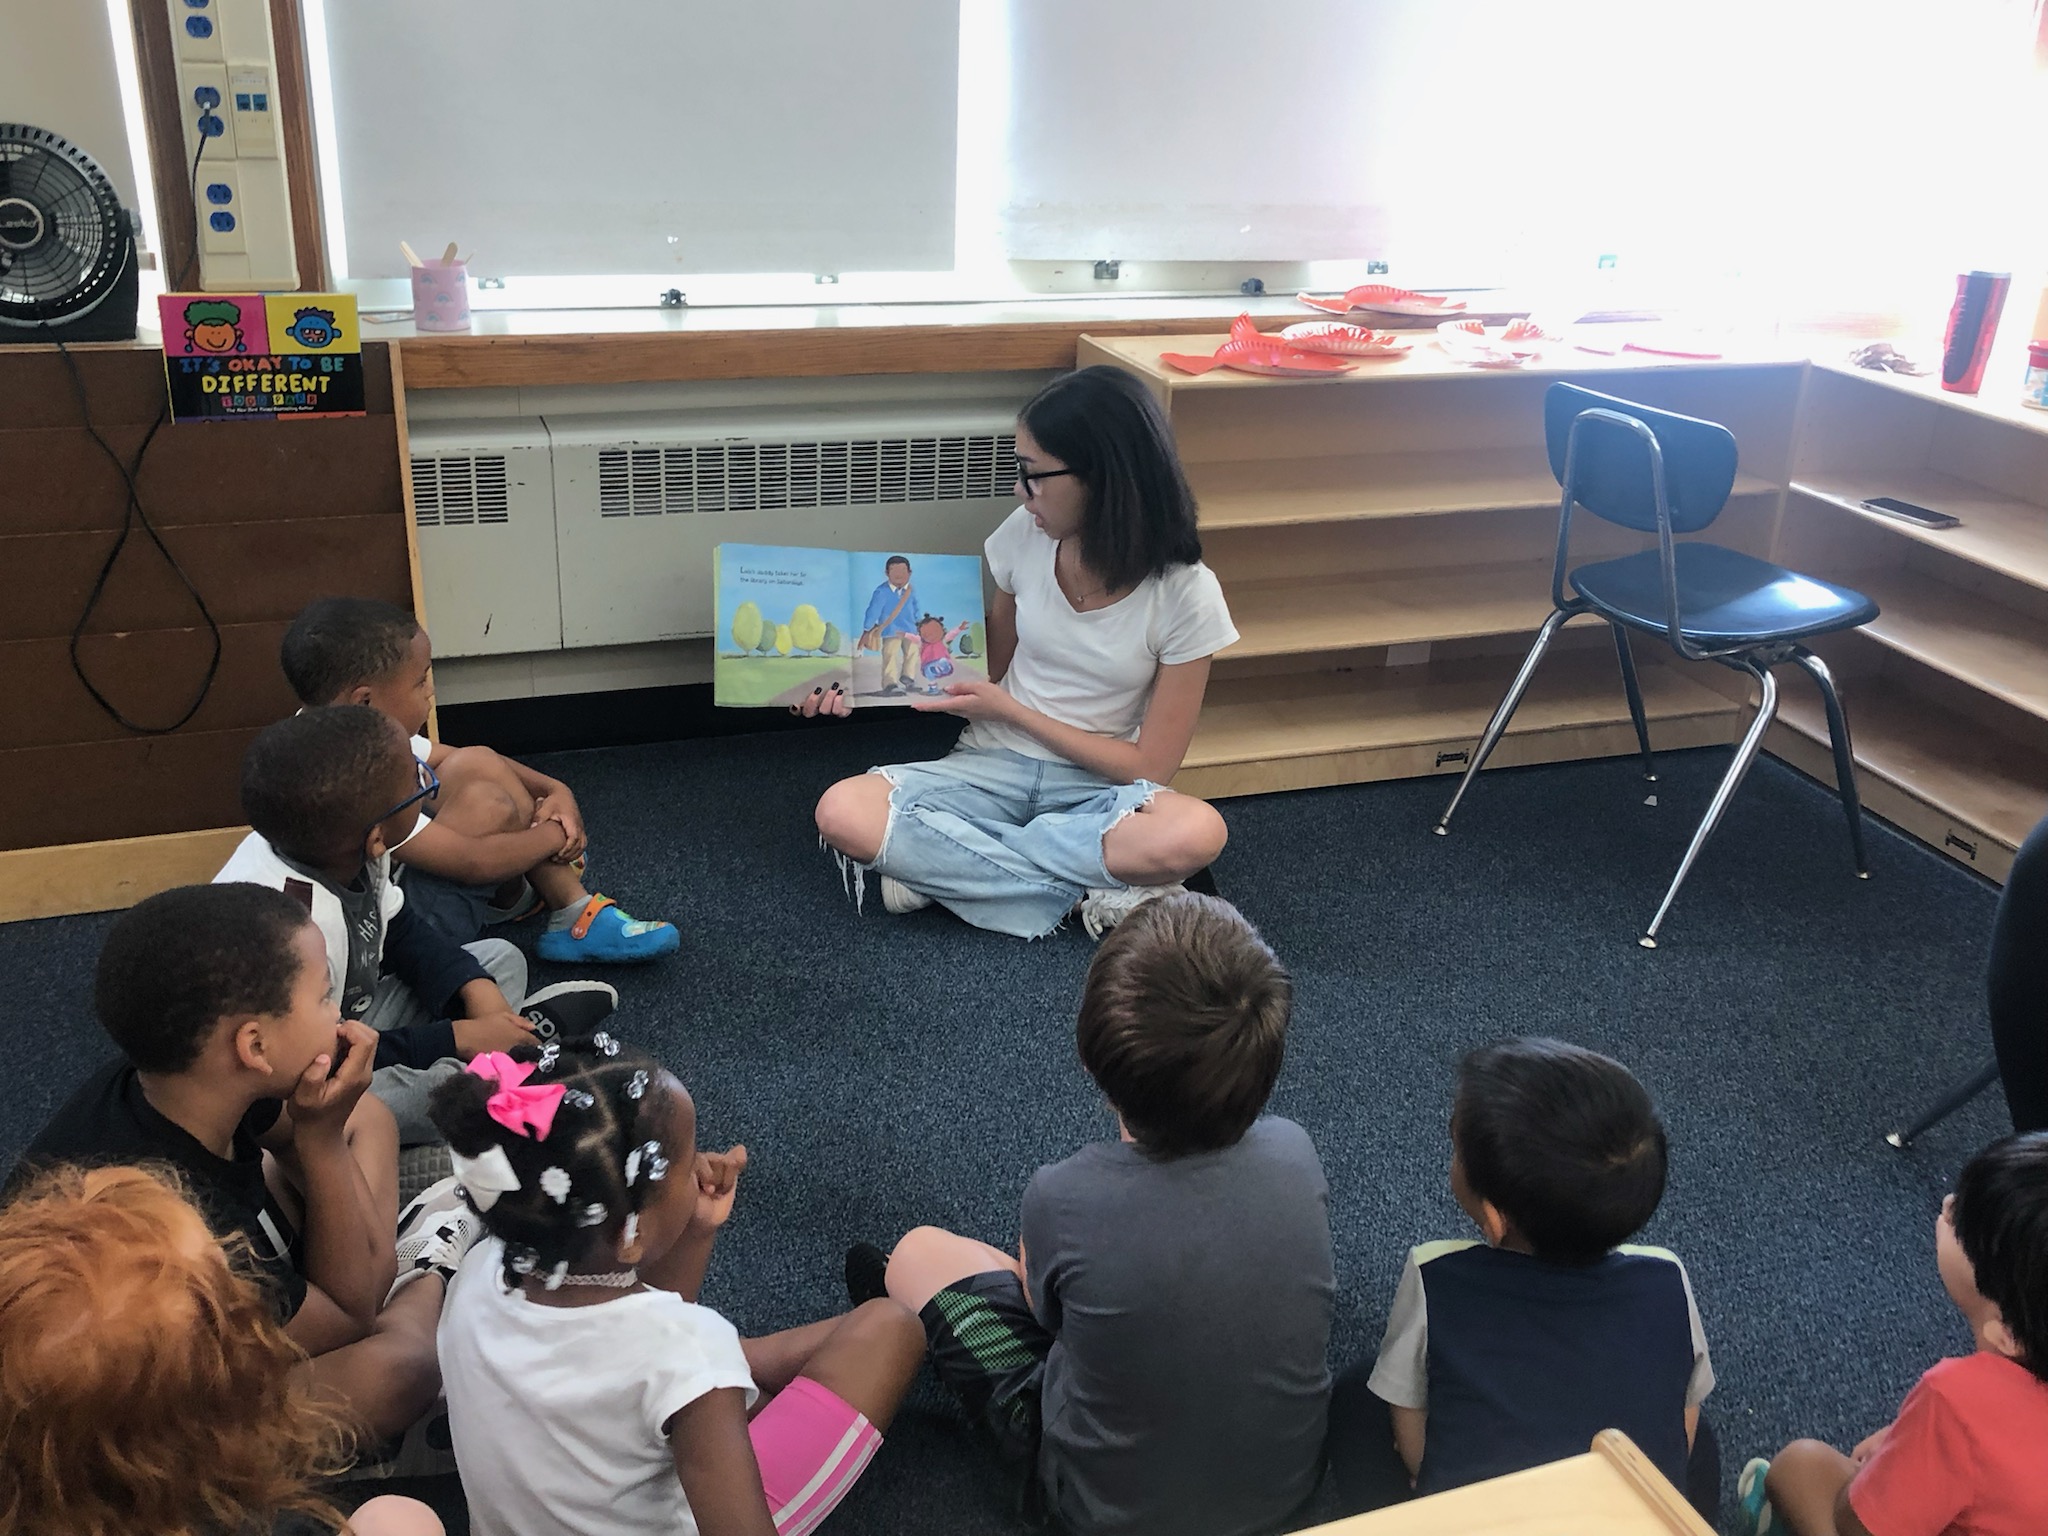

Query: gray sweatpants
<box><xmin>366</xmin><ymin>937</ymin><xmax>528</xmax><ymax>1145</ymax></box>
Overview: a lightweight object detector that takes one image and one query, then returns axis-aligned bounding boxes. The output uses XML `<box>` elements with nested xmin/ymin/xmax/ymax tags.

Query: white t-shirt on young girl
<box><xmin>439</xmin><ymin>1238</ymin><xmax>758</xmax><ymax>1536</ymax></box>
<box><xmin>960</xmin><ymin>507</ymin><xmax>1239</xmax><ymax>762</ymax></box>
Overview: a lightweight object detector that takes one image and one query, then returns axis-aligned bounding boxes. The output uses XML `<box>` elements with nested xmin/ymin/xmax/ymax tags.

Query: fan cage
<box><xmin>0</xmin><ymin>124</ymin><xmax>128</xmax><ymax>325</ymax></box>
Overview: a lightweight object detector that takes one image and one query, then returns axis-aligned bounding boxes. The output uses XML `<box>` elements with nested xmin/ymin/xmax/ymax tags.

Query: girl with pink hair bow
<box><xmin>427</xmin><ymin>1035</ymin><xmax>926</xmax><ymax>1536</ymax></box>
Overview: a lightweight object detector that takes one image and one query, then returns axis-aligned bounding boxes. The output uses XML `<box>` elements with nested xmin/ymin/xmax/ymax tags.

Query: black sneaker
<box><xmin>844</xmin><ymin>1241</ymin><xmax>890</xmax><ymax>1307</ymax></box>
<box><xmin>520</xmin><ymin>979</ymin><xmax>619</xmax><ymax>1041</ymax></box>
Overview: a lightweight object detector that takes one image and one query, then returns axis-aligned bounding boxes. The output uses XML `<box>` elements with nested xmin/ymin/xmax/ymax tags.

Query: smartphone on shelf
<box><xmin>1862</xmin><ymin>496</ymin><xmax>1960</xmax><ymax>530</ymax></box>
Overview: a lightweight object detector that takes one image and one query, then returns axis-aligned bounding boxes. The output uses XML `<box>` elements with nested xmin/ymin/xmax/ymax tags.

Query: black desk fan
<box><xmin>0</xmin><ymin>123</ymin><xmax>140</xmax><ymax>344</ymax></box>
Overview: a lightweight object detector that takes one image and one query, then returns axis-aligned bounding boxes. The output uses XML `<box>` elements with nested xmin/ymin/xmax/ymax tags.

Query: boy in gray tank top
<box><xmin>846</xmin><ymin>893</ymin><xmax>1334</xmax><ymax>1536</ymax></box>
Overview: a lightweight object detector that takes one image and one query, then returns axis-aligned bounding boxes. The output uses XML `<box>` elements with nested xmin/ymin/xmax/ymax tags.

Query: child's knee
<box><xmin>1766</xmin><ymin>1438</ymin><xmax>1849</xmax><ymax>1503</ymax></box>
<box><xmin>847</xmin><ymin>1296</ymin><xmax>925</xmax><ymax>1363</ymax></box>
<box><xmin>468</xmin><ymin>937</ymin><xmax>528</xmax><ymax>1004</ymax></box>
<box><xmin>345</xmin><ymin>1089</ymin><xmax>399</xmax><ymax>1151</ymax></box>
<box><xmin>436</xmin><ymin>747</ymin><xmax>528</xmax><ymax>830</ymax></box>
<box><xmin>885</xmin><ymin>1224</ymin><xmax>948</xmax><ymax>1268</ymax></box>
<box><xmin>348</xmin><ymin>1495</ymin><xmax>446</xmax><ymax>1536</ymax></box>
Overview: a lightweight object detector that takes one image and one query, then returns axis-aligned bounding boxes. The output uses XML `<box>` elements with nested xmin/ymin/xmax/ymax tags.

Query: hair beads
<box><xmin>428</xmin><ymin>1035</ymin><xmax>672</xmax><ymax>1293</ymax></box>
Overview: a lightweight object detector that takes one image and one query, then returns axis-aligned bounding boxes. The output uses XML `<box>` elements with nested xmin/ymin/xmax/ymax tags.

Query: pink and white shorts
<box><xmin>748</xmin><ymin>1376</ymin><xmax>883</xmax><ymax>1536</ymax></box>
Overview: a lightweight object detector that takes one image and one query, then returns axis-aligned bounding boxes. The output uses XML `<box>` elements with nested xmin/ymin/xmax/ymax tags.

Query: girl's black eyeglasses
<box><xmin>1015</xmin><ymin>460</ymin><xmax>1078</xmax><ymax>497</ymax></box>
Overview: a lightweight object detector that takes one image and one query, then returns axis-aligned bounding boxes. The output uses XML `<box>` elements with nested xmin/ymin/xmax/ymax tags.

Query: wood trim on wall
<box><xmin>388</xmin><ymin>344</ymin><xmax>439</xmax><ymax>743</ymax></box>
<box><xmin>0</xmin><ymin>826</ymin><xmax>249</xmax><ymax>924</ymax></box>
<box><xmin>130</xmin><ymin>0</ymin><xmax>201</xmax><ymax>293</ymax></box>
<box><xmin>127</xmin><ymin>0</ymin><xmax>328</xmax><ymax>293</ymax></box>
<box><xmin>393</xmin><ymin>317</ymin><xmax>1282</xmax><ymax>391</ymax></box>
<box><xmin>269</xmin><ymin>0</ymin><xmax>328</xmax><ymax>291</ymax></box>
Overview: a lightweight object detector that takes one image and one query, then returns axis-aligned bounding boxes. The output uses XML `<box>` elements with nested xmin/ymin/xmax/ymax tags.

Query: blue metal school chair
<box><xmin>1434</xmin><ymin>382</ymin><xmax>1879</xmax><ymax>947</ymax></box>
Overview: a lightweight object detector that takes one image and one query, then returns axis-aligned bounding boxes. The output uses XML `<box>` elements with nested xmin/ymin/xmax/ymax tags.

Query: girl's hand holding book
<box><xmin>911</xmin><ymin>678</ymin><xmax>1014</xmax><ymax>721</ymax></box>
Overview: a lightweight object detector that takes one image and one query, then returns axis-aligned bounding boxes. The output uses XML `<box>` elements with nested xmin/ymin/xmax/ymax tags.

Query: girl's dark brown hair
<box><xmin>1021</xmin><ymin>365</ymin><xmax>1203</xmax><ymax>593</ymax></box>
<box><xmin>1076</xmin><ymin>892</ymin><xmax>1290</xmax><ymax>1156</ymax></box>
<box><xmin>0</xmin><ymin>1163</ymin><xmax>354</xmax><ymax>1536</ymax></box>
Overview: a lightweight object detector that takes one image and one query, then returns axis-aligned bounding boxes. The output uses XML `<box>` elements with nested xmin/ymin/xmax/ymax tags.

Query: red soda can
<box><xmin>1941</xmin><ymin>270</ymin><xmax>2010</xmax><ymax>394</ymax></box>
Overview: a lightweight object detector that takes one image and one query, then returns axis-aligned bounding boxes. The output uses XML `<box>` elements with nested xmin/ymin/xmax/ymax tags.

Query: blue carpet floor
<box><xmin>0</xmin><ymin>716</ymin><xmax>2011</xmax><ymax>1536</ymax></box>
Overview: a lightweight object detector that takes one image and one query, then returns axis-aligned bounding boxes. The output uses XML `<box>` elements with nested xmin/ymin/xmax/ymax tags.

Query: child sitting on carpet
<box><xmin>1329</xmin><ymin>1037</ymin><xmax>1718</xmax><ymax>1523</ymax></box>
<box><xmin>1737</xmin><ymin>1132</ymin><xmax>2048</xmax><ymax>1536</ymax></box>
<box><xmin>5</xmin><ymin>884</ymin><xmax>448</xmax><ymax>1446</ymax></box>
<box><xmin>851</xmin><ymin>892</ymin><xmax>1334</xmax><ymax>1536</ymax></box>
<box><xmin>216</xmin><ymin>706</ymin><xmax>618</xmax><ymax>1144</ymax></box>
<box><xmin>0</xmin><ymin>1162</ymin><xmax>442</xmax><ymax>1536</ymax></box>
<box><xmin>430</xmin><ymin>1034</ymin><xmax>924</xmax><ymax>1536</ymax></box>
<box><xmin>281</xmin><ymin>596</ymin><xmax>678</xmax><ymax>963</ymax></box>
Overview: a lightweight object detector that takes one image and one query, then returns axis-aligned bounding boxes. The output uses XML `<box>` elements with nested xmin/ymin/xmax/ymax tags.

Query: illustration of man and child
<box><xmin>858</xmin><ymin>556</ymin><xmax>969</xmax><ymax>697</ymax></box>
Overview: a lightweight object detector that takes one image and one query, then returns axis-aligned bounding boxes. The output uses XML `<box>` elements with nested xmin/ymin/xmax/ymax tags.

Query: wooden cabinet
<box><xmin>1076</xmin><ymin>335</ymin><xmax>1803</xmax><ymax>803</ymax></box>
<box><xmin>1079</xmin><ymin>333</ymin><xmax>2048</xmax><ymax>884</ymax></box>
<box><xmin>1768</xmin><ymin>362</ymin><xmax>2048</xmax><ymax>884</ymax></box>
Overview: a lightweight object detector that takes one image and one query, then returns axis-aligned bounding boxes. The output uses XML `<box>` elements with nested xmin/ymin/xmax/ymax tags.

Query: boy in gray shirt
<box><xmin>848</xmin><ymin>893</ymin><xmax>1334</xmax><ymax>1536</ymax></box>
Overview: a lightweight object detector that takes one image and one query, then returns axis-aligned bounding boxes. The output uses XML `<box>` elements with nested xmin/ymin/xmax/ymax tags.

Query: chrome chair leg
<box><xmin>1436</xmin><ymin>608</ymin><xmax>1574</xmax><ymax>836</ymax></box>
<box><xmin>1788</xmin><ymin>647</ymin><xmax>1870</xmax><ymax>878</ymax></box>
<box><xmin>1885</xmin><ymin>1059</ymin><xmax>2000</xmax><ymax>1149</ymax></box>
<box><xmin>1611</xmin><ymin>623</ymin><xmax>1657</xmax><ymax>782</ymax></box>
<box><xmin>1640</xmin><ymin>660</ymin><xmax>1779</xmax><ymax>948</ymax></box>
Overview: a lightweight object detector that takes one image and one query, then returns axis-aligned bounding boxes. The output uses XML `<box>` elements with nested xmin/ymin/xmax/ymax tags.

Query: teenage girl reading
<box><xmin>429</xmin><ymin>1035</ymin><xmax>923</xmax><ymax>1536</ymax></box>
<box><xmin>807</xmin><ymin>365</ymin><xmax>1238</xmax><ymax>940</ymax></box>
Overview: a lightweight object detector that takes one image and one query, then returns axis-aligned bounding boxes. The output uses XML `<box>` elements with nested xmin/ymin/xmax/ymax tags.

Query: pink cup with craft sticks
<box><xmin>407</xmin><ymin>241</ymin><xmax>471</xmax><ymax>331</ymax></box>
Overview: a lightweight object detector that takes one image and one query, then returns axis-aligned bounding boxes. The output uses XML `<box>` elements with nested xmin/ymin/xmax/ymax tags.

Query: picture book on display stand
<box><xmin>714</xmin><ymin>544</ymin><xmax>988</xmax><ymax>709</ymax></box>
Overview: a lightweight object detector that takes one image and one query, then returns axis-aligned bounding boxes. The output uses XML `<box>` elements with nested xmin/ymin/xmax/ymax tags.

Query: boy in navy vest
<box><xmin>1330</xmin><ymin>1037</ymin><xmax>1718</xmax><ymax>1523</ymax></box>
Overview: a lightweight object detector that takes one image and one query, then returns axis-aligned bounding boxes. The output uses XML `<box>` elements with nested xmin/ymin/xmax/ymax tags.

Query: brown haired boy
<box><xmin>848</xmin><ymin>893</ymin><xmax>1334</xmax><ymax>1536</ymax></box>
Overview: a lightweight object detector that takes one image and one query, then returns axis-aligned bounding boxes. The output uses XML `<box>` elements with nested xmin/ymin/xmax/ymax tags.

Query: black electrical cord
<box><xmin>42</xmin><ymin>105</ymin><xmax>226</xmax><ymax>734</ymax></box>
<box><xmin>174</xmin><ymin>98</ymin><xmax>213</xmax><ymax>292</ymax></box>
<box><xmin>50</xmin><ymin>335</ymin><xmax>223</xmax><ymax>735</ymax></box>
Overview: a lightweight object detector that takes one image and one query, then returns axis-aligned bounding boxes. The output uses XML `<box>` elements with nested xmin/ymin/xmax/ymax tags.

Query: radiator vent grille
<box><xmin>597</xmin><ymin>434</ymin><xmax>1016</xmax><ymax>517</ymax></box>
<box><xmin>413</xmin><ymin>455</ymin><xmax>511</xmax><ymax>527</ymax></box>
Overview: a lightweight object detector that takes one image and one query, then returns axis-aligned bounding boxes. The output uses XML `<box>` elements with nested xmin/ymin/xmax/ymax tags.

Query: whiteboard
<box><xmin>318</xmin><ymin>0</ymin><xmax>959</xmax><ymax>280</ymax></box>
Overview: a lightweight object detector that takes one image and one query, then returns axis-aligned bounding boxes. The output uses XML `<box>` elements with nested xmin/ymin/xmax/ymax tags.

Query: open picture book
<box><xmin>714</xmin><ymin>543</ymin><xmax>989</xmax><ymax>709</ymax></box>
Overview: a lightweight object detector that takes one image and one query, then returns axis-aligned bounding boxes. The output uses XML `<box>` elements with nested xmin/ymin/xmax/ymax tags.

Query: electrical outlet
<box><xmin>184</xmin><ymin>64</ymin><xmax>237</xmax><ymax>157</ymax></box>
<box><xmin>164</xmin><ymin>0</ymin><xmax>297</xmax><ymax>290</ymax></box>
<box><xmin>199</xmin><ymin>164</ymin><xmax>246</xmax><ymax>253</ymax></box>
<box><xmin>175</xmin><ymin>3</ymin><xmax>224</xmax><ymax>62</ymax></box>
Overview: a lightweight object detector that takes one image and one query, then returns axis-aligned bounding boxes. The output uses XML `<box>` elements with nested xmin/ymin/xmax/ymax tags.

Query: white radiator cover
<box><xmin>408</xmin><ymin>419</ymin><xmax>560</xmax><ymax>657</ymax></box>
<box><xmin>409</xmin><ymin>404</ymin><xmax>1020</xmax><ymax>659</ymax></box>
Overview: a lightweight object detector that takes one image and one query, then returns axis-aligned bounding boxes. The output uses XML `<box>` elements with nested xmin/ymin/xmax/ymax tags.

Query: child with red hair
<box><xmin>0</xmin><ymin>1162</ymin><xmax>441</xmax><ymax>1536</ymax></box>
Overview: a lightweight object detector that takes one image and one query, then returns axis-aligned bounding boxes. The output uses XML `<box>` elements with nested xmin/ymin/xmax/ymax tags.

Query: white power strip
<box><xmin>165</xmin><ymin>0</ymin><xmax>298</xmax><ymax>290</ymax></box>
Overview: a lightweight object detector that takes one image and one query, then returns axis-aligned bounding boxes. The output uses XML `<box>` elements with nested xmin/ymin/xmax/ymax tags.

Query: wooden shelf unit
<box><xmin>1179</xmin><ymin>645</ymin><xmax>1743</xmax><ymax>800</ymax></box>
<box><xmin>1082</xmin><ymin>332</ymin><xmax>2048</xmax><ymax>883</ymax></box>
<box><xmin>1079</xmin><ymin>331</ymin><xmax>1803</xmax><ymax>803</ymax></box>
<box><xmin>1765</xmin><ymin>364</ymin><xmax>2048</xmax><ymax>882</ymax></box>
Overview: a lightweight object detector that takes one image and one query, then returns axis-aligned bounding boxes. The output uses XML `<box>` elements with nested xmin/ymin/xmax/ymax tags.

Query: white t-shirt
<box><xmin>961</xmin><ymin>507</ymin><xmax>1239</xmax><ymax>761</ymax></box>
<box><xmin>440</xmin><ymin>1240</ymin><xmax>759</xmax><ymax>1536</ymax></box>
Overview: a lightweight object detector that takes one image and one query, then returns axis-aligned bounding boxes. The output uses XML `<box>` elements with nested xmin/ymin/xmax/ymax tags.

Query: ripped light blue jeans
<box><xmin>841</xmin><ymin>746</ymin><xmax>1162</xmax><ymax>939</ymax></box>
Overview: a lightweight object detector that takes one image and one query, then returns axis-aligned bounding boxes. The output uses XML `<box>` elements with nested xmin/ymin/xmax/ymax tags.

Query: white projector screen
<box><xmin>318</xmin><ymin>0</ymin><xmax>960</xmax><ymax>280</ymax></box>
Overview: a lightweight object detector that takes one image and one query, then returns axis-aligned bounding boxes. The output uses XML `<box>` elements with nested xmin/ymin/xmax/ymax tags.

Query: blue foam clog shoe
<box><xmin>535</xmin><ymin>895</ymin><xmax>680</xmax><ymax>963</ymax></box>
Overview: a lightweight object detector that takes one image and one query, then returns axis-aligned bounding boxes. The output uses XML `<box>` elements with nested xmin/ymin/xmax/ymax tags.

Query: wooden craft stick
<box><xmin>400</xmin><ymin>240</ymin><xmax>423</xmax><ymax>267</ymax></box>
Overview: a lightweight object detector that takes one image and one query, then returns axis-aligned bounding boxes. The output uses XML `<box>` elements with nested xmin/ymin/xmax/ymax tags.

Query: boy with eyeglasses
<box><xmin>215</xmin><ymin>707</ymin><xmax>617</xmax><ymax>1143</ymax></box>
<box><xmin>280</xmin><ymin>596</ymin><xmax>679</xmax><ymax>963</ymax></box>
